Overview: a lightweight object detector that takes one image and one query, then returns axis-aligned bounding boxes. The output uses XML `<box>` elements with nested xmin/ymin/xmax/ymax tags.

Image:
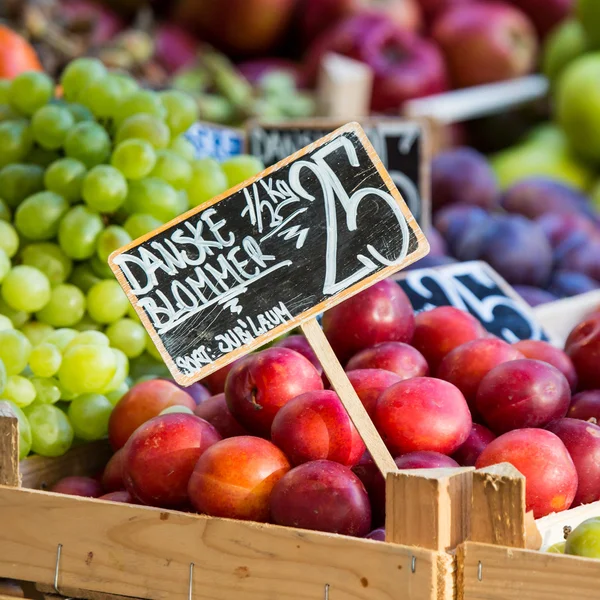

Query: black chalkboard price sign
<box><xmin>246</xmin><ymin>118</ymin><xmax>430</xmax><ymax>227</ymax></box>
<box><xmin>109</xmin><ymin>122</ymin><xmax>428</xmax><ymax>387</ymax></box>
<box><xmin>393</xmin><ymin>260</ymin><xmax>550</xmax><ymax>343</ymax></box>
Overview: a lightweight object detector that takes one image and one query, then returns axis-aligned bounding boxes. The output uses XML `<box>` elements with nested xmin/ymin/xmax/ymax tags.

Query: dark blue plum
<box><xmin>434</xmin><ymin>204</ymin><xmax>491</xmax><ymax>255</ymax></box>
<box><xmin>513</xmin><ymin>286</ymin><xmax>557</xmax><ymax>307</ymax></box>
<box><xmin>548</xmin><ymin>271</ymin><xmax>600</xmax><ymax>298</ymax></box>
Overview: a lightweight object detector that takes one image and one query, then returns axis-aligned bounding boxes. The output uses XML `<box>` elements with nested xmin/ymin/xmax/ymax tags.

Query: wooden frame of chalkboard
<box><xmin>109</xmin><ymin>122</ymin><xmax>429</xmax><ymax>390</ymax></box>
<box><xmin>245</xmin><ymin>116</ymin><xmax>432</xmax><ymax>229</ymax></box>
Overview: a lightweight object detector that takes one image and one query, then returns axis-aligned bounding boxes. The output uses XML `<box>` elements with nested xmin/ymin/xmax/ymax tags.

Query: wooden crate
<box><xmin>457</xmin><ymin>464</ymin><xmax>600</xmax><ymax>600</ymax></box>
<box><xmin>0</xmin><ymin>403</ymin><xmax>474</xmax><ymax>600</ymax></box>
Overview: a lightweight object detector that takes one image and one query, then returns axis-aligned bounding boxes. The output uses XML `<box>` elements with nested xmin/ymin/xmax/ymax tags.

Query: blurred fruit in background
<box><xmin>0</xmin><ymin>25</ymin><xmax>43</xmax><ymax>78</ymax></box>
<box><xmin>507</xmin><ymin>0</ymin><xmax>574</xmax><ymax>40</ymax></box>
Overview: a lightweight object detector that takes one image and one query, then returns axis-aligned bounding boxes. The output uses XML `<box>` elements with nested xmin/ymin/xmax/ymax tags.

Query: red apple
<box><xmin>102</xmin><ymin>448</ymin><xmax>125</xmax><ymax>492</ymax></box>
<box><xmin>506</xmin><ymin>0</ymin><xmax>574</xmax><ymax>39</ymax></box>
<box><xmin>304</xmin><ymin>13</ymin><xmax>448</xmax><ymax>112</ymax></box>
<box><xmin>225</xmin><ymin>348</ymin><xmax>323</xmax><ymax>437</ymax></box>
<box><xmin>345</xmin><ymin>368</ymin><xmax>402</xmax><ymax>417</ymax></box>
<box><xmin>188</xmin><ymin>436</ymin><xmax>291</xmax><ymax>521</ymax></box>
<box><xmin>565</xmin><ymin>315</ymin><xmax>600</xmax><ymax>391</ymax></box>
<box><xmin>374</xmin><ymin>377</ymin><xmax>472</xmax><ymax>455</ymax></box>
<box><xmin>109</xmin><ymin>379</ymin><xmax>196</xmax><ymax>450</ymax></box>
<box><xmin>123</xmin><ymin>413</ymin><xmax>222</xmax><ymax>508</ymax></box>
<box><xmin>513</xmin><ymin>339</ymin><xmax>578</xmax><ymax>391</ymax></box>
<box><xmin>417</xmin><ymin>0</ymin><xmax>474</xmax><ymax>27</ymax></box>
<box><xmin>568</xmin><ymin>390</ymin><xmax>600</xmax><ymax>422</ymax></box>
<box><xmin>271</xmin><ymin>390</ymin><xmax>366</xmax><ymax>466</ymax></box>
<box><xmin>432</xmin><ymin>2</ymin><xmax>538</xmax><ymax>88</ymax></box>
<box><xmin>50</xmin><ymin>476</ymin><xmax>103</xmax><ymax>498</ymax></box>
<box><xmin>476</xmin><ymin>359</ymin><xmax>570</xmax><ymax>434</ymax></box>
<box><xmin>270</xmin><ymin>460</ymin><xmax>372</xmax><ymax>537</ymax></box>
<box><xmin>199</xmin><ymin>360</ymin><xmax>239</xmax><ymax>395</ymax></box>
<box><xmin>274</xmin><ymin>335</ymin><xmax>323</xmax><ymax>376</ymax></box>
<box><xmin>346</xmin><ymin>342</ymin><xmax>429</xmax><ymax>380</ymax></box>
<box><xmin>452</xmin><ymin>423</ymin><xmax>496</xmax><ymax>466</ymax></box>
<box><xmin>546</xmin><ymin>418</ymin><xmax>600</xmax><ymax>506</ymax></box>
<box><xmin>194</xmin><ymin>393</ymin><xmax>248</xmax><ymax>438</ymax></box>
<box><xmin>173</xmin><ymin>0</ymin><xmax>296</xmax><ymax>55</ymax></box>
<box><xmin>476</xmin><ymin>428</ymin><xmax>578</xmax><ymax>518</ymax></box>
<box><xmin>395</xmin><ymin>451</ymin><xmax>459</xmax><ymax>469</ymax></box>
<box><xmin>411</xmin><ymin>306</ymin><xmax>486</xmax><ymax>372</ymax></box>
<box><xmin>437</xmin><ymin>338</ymin><xmax>524</xmax><ymax>413</ymax></box>
<box><xmin>352</xmin><ymin>452</ymin><xmax>386</xmax><ymax>527</ymax></box>
<box><xmin>323</xmin><ymin>279</ymin><xmax>415</xmax><ymax>364</ymax></box>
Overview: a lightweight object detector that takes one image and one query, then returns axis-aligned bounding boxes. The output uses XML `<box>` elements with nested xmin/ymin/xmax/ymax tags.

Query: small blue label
<box><xmin>184</xmin><ymin>122</ymin><xmax>245</xmax><ymax>161</ymax></box>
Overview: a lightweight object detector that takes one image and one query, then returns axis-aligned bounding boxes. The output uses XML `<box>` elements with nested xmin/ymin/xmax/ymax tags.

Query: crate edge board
<box><xmin>0</xmin><ymin>484</ymin><xmax>445</xmax><ymax>600</ymax></box>
<box><xmin>457</xmin><ymin>541</ymin><xmax>600</xmax><ymax>600</ymax></box>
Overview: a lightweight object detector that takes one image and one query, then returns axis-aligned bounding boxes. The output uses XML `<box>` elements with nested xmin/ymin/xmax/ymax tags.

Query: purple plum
<box><xmin>557</xmin><ymin>239</ymin><xmax>600</xmax><ymax>282</ymax></box>
<box><xmin>536</xmin><ymin>212</ymin><xmax>600</xmax><ymax>248</ymax></box>
<box><xmin>548</xmin><ymin>271</ymin><xmax>600</xmax><ymax>298</ymax></box>
<box><xmin>434</xmin><ymin>204</ymin><xmax>491</xmax><ymax>254</ymax></box>
<box><xmin>432</xmin><ymin>147</ymin><xmax>499</xmax><ymax>211</ymax></box>
<box><xmin>426</xmin><ymin>226</ymin><xmax>447</xmax><ymax>257</ymax></box>
<box><xmin>405</xmin><ymin>255</ymin><xmax>458</xmax><ymax>271</ymax></box>
<box><xmin>513</xmin><ymin>285</ymin><xmax>557</xmax><ymax>307</ymax></box>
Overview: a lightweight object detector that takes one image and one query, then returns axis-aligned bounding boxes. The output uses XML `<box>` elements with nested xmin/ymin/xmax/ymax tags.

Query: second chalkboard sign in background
<box><xmin>246</xmin><ymin>117</ymin><xmax>430</xmax><ymax>228</ymax></box>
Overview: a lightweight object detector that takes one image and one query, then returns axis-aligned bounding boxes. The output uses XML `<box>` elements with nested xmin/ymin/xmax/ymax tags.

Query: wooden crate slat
<box><xmin>0</xmin><ymin>485</ymin><xmax>451</xmax><ymax>600</ymax></box>
<box><xmin>0</xmin><ymin>402</ymin><xmax>19</xmax><ymax>487</ymax></box>
<box><xmin>458</xmin><ymin>541</ymin><xmax>600</xmax><ymax>600</ymax></box>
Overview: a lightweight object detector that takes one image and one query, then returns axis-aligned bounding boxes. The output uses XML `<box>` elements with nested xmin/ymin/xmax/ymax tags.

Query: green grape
<box><xmin>58</xmin><ymin>343</ymin><xmax>117</xmax><ymax>394</ymax></box>
<box><xmin>102</xmin><ymin>348</ymin><xmax>129</xmax><ymax>393</ymax></box>
<box><xmin>0</xmin><ymin>357</ymin><xmax>5</xmax><ymax>394</ymax></box>
<box><xmin>20</xmin><ymin>321</ymin><xmax>53</xmax><ymax>346</ymax></box>
<box><xmin>105</xmin><ymin>318</ymin><xmax>146</xmax><ymax>358</ymax></box>
<box><xmin>26</xmin><ymin>145</ymin><xmax>60</xmax><ymax>167</ymax></box>
<box><xmin>0</xmin><ymin>297</ymin><xmax>29</xmax><ymax>328</ymax></box>
<box><xmin>67</xmin><ymin>392</ymin><xmax>113</xmax><ymax>440</ymax></box>
<box><xmin>221</xmin><ymin>155</ymin><xmax>264</xmax><ymax>187</ymax></box>
<box><xmin>160</xmin><ymin>90</ymin><xmax>199</xmax><ymax>137</ymax></box>
<box><xmin>110</xmin><ymin>138</ymin><xmax>156</xmax><ymax>180</ymax></box>
<box><xmin>0</xmin><ymin>222</ymin><xmax>17</xmax><ymax>257</ymax></box>
<box><xmin>175</xmin><ymin>190</ymin><xmax>189</xmax><ymax>214</ymax></box>
<box><xmin>9</xmin><ymin>72</ymin><xmax>53</xmax><ymax>116</ymax></box>
<box><xmin>2</xmin><ymin>401</ymin><xmax>32</xmax><ymax>459</ymax></box>
<box><xmin>0</xmin><ymin>249</ymin><xmax>10</xmax><ymax>283</ymax></box>
<box><xmin>0</xmin><ymin>314</ymin><xmax>13</xmax><ymax>330</ymax></box>
<box><xmin>26</xmin><ymin>403</ymin><xmax>74</xmax><ymax>457</ymax></box>
<box><xmin>73</xmin><ymin>313</ymin><xmax>102</xmax><ymax>332</ymax></box>
<box><xmin>89</xmin><ymin>255</ymin><xmax>114</xmax><ymax>279</ymax></box>
<box><xmin>4</xmin><ymin>375</ymin><xmax>36</xmax><ymax>407</ymax></box>
<box><xmin>0</xmin><ymin>119</ymin><xmax>33</xmax><ymax>167</ymax></box>
<box><xmin>31</xmin><ymin>105</ymin><xmax>75</xmax><ymax>150</ymax></box>
<box><xmin>96</xmin><ymin>225</ymin><xmax>131</xmax><ymax>263</ymax></box>
<box><xmin>187</xmin><ymin>158</ymin><xmax>228</xmax><ymax>208</ymax></box>
<box><xmin>115</xmin><ymin>90</ymin><xmax>166</xmax><ymax>125</ymax></box>
<box><xmin>170</xmin><ymin>134</ymin><xmax>196</xmax><ymax>161</ymax></box>
<box><xmin>0</xmin><ymin>329</ymin><xmax>31</xmax><ymax>375</ymax></box>
<box><xmin>29</xmin><ymin>343</ymin><xmax>62</xmax><ymax>377</ymax></box>
<box><xmin>145</xmin><ymin>332</ymin><xmax>162</xmax><ymax>361</ymax></box>
<box><xmin>0</xmin><ymin>163</ymin><xmax>45</xmax><ymax>207</ymax></box>
<box><xmin>66</xmin><ymin>102</ymin><xmax>94</xmax><ymax>123</ymax></box>
<box><xmin>0</xmin><ymin>80</ymin><xmax>10</xmax><ymax>103</ymax></box>
<box><xmin>0</xmin><ymin>198</ymin><xmax>10</xmax><ymax>221</ymax></box>
<box><xmin>64</xmin><ymin>121</ymin><xmax>111</xmax><ymax>168</ymax></box>
<box><xmin>123</xmin><ymin>213</ymin><xmax>163</xmax><ymax>239</ymax></box>
<box><xmin>69</xmin><ymin>263</ymin><xmax>101</xmax><ymax>293</ymax></box>
<box><xmin>127</xmin><ymin>301</ymin><xmax>140</xmax><ymax>322</ymax></box>
<box><xmin>36</xmin><ymin>284</ymin><xmax>86</xmax><ymax>327</ymax></box>
<box><xmin>105</xmin><ymin>381</ymin><xmax>129</xmax><ymax>406</ymax></box>
<box><xmin>65</xmin><ymin>330</ymin><xmax>109</xmax><ymax>350</ymax></box>
<box><xmin>86</xmin><ymin>280</ymin><xmax>129</xmax><ymax>324</ymax></box>
<box><xmin>78</xmin><ymin>76</ymin><xmax>123</xmax><ymax>119</ymax></box>
<box><xmin>61</xmin><ymin>58</ymin><xmax>107</xmax><ymax>103</ymax></box>
<box><xmin>21</xmin><ymin>242</ymin><xmax>73</xmax><ymax>285</ymax></box>
<box><xmin>45</xmin><ymin>328</ymin><xmax>79</xmax><ymax>351</ymax></box>
<box><xmin>82</xmin><ymin>165</ymin><xmax>128</xmax><ymax>213</ymax></box>
<box><xmin>30</xmin><ymin>376</ymin><xmax>61</xmax><ymax>404</ymax></box>
<box><xmin>44</xmin><ymin>158</ymin><xmax>86</xmax><ymax>204</ymax></box>
<box><xmin>124</xmin><ymin>178</ymin><xmax>179</xmax><ymax>222</ymax></box>
<box><xmin>150</xmin><ymin>149</ymin><xmax>192</xmax><ymax>189</ymax></box>
<box><xmin>159</xmin><ymin>405</ymin><xmax>194</xmax><ymax>416</ymax></box>
<box><xmin>0</xmin><ymin>104</ymin><xmax>20</xmax><ymax>122</ymax></box>
<box><xmin>110</xmin><ymin>73</ymin><xmax>138</xmax><ymax>97</ymax></box>
<box><xmin>2</xmin><ymin>266</ymin><xmax>51</xmax><ymax>313</ymax></box>
<box><xmin>58</xmin><ymin>205</ymin><xmax>104</xmax><ymax>260</ymax></box>
<box><xmin>115</xmin><ymin>114</ymin><xmax>170</xmax><ymax>149</ymax></box>
<box><xmin>15</xmin><ymin>192</ymin><xmax>68</xmax><ymax>241</ymax></box>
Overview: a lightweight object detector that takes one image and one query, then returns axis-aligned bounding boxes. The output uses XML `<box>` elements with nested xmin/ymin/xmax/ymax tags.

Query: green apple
<box><xmin>546</xmin><ymin>541</ymin><xmax>566</xmax><ymax>554</ymax></box>
<box><xmin>591</xmin><ymin>179</ymin><xmax>600</xmax><ymax>210</ymax></box>
<box><xmin>557</xmin><ymin>53</ymin><xmax>600</xmax><ymax>164</ymax></box>
<box><xmin>543</xmin><ymin>20</ymin><xmax>588</xmax><ymax>85</ymax></box>
<box><xmin>523</xmin><ymin>123</ymin><xmax>568</xmax><ymax>148</ymax></box>
<box><xmin>577</xmin><ymin>0</ymin><xmax>600</xmax><ymax>49</ymax></box>
<box><xmin>565</xmin><ymin>517</ymin><xmax>600</xmax><ymax>559</ymax></box>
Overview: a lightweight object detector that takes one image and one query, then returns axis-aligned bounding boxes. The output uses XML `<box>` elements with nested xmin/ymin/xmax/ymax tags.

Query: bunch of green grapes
<box><xmin>0</xmin><ymin>59</ymin><xmax>265</xmax><ymax>458</ymax></box>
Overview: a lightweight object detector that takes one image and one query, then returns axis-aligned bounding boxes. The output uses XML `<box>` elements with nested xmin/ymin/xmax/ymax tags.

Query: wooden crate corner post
<box><xmin>0</xmin><ymin>401</ymin><xmax>19</xmax><ymax>488</ymax></box>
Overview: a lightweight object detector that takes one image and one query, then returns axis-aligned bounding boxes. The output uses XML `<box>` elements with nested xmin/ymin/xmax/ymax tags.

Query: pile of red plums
<box><xmin>50</xmin><ymin>279</ymin><xmax>600</xmax><ymax>541</ymax></box>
